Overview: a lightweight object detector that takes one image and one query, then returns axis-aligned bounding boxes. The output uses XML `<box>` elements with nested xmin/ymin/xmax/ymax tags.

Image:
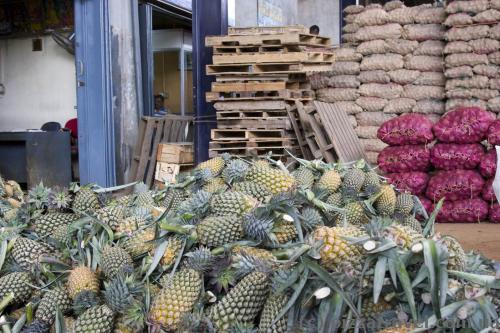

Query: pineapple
<box><xmin>344</xmin><ymin>202</ymin><xmax>369</xmax><ymax>226</ymax></box>
<box><xmin>34</xmin><ymin>287</ymin><xmax>72</xmax><ymax>325</ymax></box>
<box><xmin>316</xmin><ymin>169</ymin><xmax>342</xmax><ymax>193</ymax></box>
<box><xmin>210</xmin><ymin>192</ymin><xmax>257</xmax><ymax>217</ymax></box>
<box><xmin>197</xmin><ymin>215</ymin><xmax>243</xmax><ymax>247</ymax></box>
<box><xmin>232</xmin><ymin>181</ymin><xmax>271</xmax><ymax>202</ymax></box>
<box><xmin>341</xmin><ymin>168</ymin><xmax>366</xmax><ymax>198</ymax></box>
<box><xmin>73</xmin><ymin>305</ymin><xmax>115</xmax><ymax>333</ymax></box>
<box><xmin>100</xmin><ymin>246</ymin><xmax>134</xmax><ymax>279</ymax></box>
<box><xmin>176</xmin><ymin>190</ymin><xmax>212</xmax><ymax>218</ymax></box>
<box><xmin>12</xmin><ymin>237</ymin><xmax>53</xmax><ymax>270</ymax></box>
<box><xmin>300</xmin><ymin>207</ymin><xmax>324</xmax><ymax>232</ymax></box>
<box><xmin>202</xmin><ymin>177</ymin><xmax>228</xmax><ymax>193</ymax></box>
<box><xmin>440</xmin><ymin>236</ymin><xmax>466</xmax><ymax>271</ymax></box>
<box><xmin>274</xmin><ymin>218</ymin><xmax>297</xmax><ymax>244</ymax></box>
<box><xmin>231</xmin><ymin>246</ymin><xmax>275</xmax><ymax>263</ymax></box>
<box><xmin>0</xmin><ymin>272</ymin><xmax>33</xmax><ymax>304</ymax></box>
<box><xmin>312</xmin><ymin>226</ymin><xmax>366</xmax><ymax>272</ymax></box>
<box><xmin>374</xmin><ymin>185</ymin><xmax>397</xmax><ymax>216</ymax></box>
<box><xmin>162</xmin><ymin>187</ymin><xmax>187</xmax><ymax>212</ymax></box>
<box><xmin>258</xmin><ymin>292</ymin><xmax>289</xmax><ymax>333</ymax></box>
<box><xmin>384</xmin><ymin>225</ymin><xmax>424</xmax><ymax>250</ymax></box>
<box><xmin>67</xmin><ymin>266</ymin><xmax>100</xmax><ymax>299</ymax></box>
<box><xmin>51</xmin><ymin>224</ymin><xmax>74</xmax><ymax>245</ymax></box>
<box><xmin>326</xmin><ymin>192</ymin><xmax>344</xmax><ymax>222</ymax></box>
<box><xmin>72</xmin><ymin>188</ymin><xmax>100</xmax><ymax>213</ymax></box>
<box><xmin>114</xmin><ymin>216</ymin><xmax>146</xmax><ymax>235</ymax></box>
<box><xmin>292</xmin><ymin>166</ymin><xmax>315</xmax><ymax>189</ymax></box>
<box><xmin>104</xmin><ymin>275</ymin><xmax>142</xmax><ymax>315</ymax></box>
<box><xmin>377</xmin><ymin>324</ymin><xmax>415</xmax><ymax>333</ymax></box>
<box><xmin>134</xmin><ymin>191</ymin><xmax>155</xmax><ymax>208</ymax></box>
<box><xmin>253</xmin><ymin>159</ymin><xmax>271</xmax><ymax>169</ymax></box>
<box><xmin>245</xmin><ymin>166</ymin><xmax>296</xmax><ymax>194</ymax></box>
<box><xmin>154</xmin><ymin>236</ymin><xmax>183</xmax><ymax>267</ymax></box>
<box><xmin>361</xmin><ymin>298</ymin><xmax>393</xmax><ymax>319</ymax></box>
<box><xmin>34</xmin><ymin>212</ymin><xmax>79</xmax><ymax>238</ymax></box>
<box><xmin>222</xmin><ymin>159</ymin><xmax>249</xmax><ymax>184</ymax></box>
<box><xmin>96</xmin><ymin>206</ymin><xmax>126</xmax><ymax>229</ymax></box>
<box><xmin>362</xmin><ymin>171</ymin><xmax>381</xmax><ymax>195</ymax></box>
<box><xmin>399</xmin><ymin>215</ymin><xmax>422</xmax><ymax>233</ymax></box>
<box><xmin>149</xmin><ymin>269</ymin><xmax>202</xmax><ymax>330</ymax></box>
<box><xmin>210</xmin><ymin>271</ymin><xmax>270</xmax><ymax>331</ymax></box>
<box><xmin>50</xmin><ymin>316</ymin><xmax>75</xmax><ymax>333</ymax></box>
<box><xmin>196</xmin><ymin>156</ymin><xmax>226</xmax><ymax>176</ymax></box>
<box><xmin>121</xmin><ymin>226</ymin><xmax>156</xmax><ymax>257</ymax></box>
<box><xmin>395</xmin><ymin>193</ymin><xmax>414</xmax><ymax>216</ymax></box>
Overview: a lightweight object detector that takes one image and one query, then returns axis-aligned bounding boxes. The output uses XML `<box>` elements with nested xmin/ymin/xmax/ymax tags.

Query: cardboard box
<box><xmin>156</xmin><ymin>142</ymin><xmax>194</xmax><ymax>164</ymax></box>
<box><xmin>155</xmin><ymin>162</ymin><xmax>193</xmax><ymax>184</ymax></box>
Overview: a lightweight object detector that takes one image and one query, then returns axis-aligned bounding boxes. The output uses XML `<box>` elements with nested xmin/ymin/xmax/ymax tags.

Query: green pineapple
<box><xmin>361</xmin><ymin>298</ymin><xmax>393</xmax><ymax>319</ymax></box>
<box><xmin>440</xmin><ymin>236</ymin><xmax>466</xmax><ymax>271</ymax></box>
<box><xmin>153</xmin><ymin>236</ymin><xmax>183</xmax><ymax>267</ymax></box>
<box><xmin>100</xmin><ymin>246</ymin><xmax>134</xmax><ymax>279</ymax></box>
<box><xmin>202</xmin><ymin>177</ymin><xmax>228</xmax><ymax>193</ymax></box>
<box><xmin>274</xmin><ymin>218</ymin><xmax>297</xmax><ymax>244</ymax></box>
<box><xmin>316</xmin><ymin>169</ymin><xmax>342</xmax><ymax>193</ymax></box>
<box><xmin>12</xmin><ymin>237</ymin><xmax>53</xmax><ymax>270</ymax></box>
<box><xmin>341</xmin><ymin>168</ymin><xmax>366</xmax><ymax>198</ymax></box>
<box><xmin>258</xmin><ymin>292</ymin><xmax>289</xmax><ymax>333</ymax></box>
<box><xmin>196</xmin><ymin>156</ymin><xmax>226</xmax><ymax>176</ymax></box>
<box><xmin>197</xmin><ymin>215</ymin><xmax>243</xmax><ymax>247</ymax></box>
<box><xmin>0</xmin><ymin>272</ymin><xmax>33</xmax><ymax>304</ymax></box>
<box><xmin>113</xmin><ymin>216</ymin><xmax>146</xmax><ymax>236</ymax></box>
<box><xmin>245</xmin><ymin>165</ymin><xmax>296</xmax><ymax>194</ymax></box>
<box><xmin>374</xmin><ymin>185</ymin><xmax>397</xmax><ymax>216</ymax></box>
<box><xmin>34</xmin><ymin>287</ymin><xmax>72</xmax><ymax>325</ymax></box>
<box><xmin>162</xmin><ymin>187</ymin><xmax>188</xmax><ymax>212</ymax></box>
<box><xmin>67</xmin><ymin>266</ymin><xmax>100</xmax><ymax>300</ymax></box>
<box><xmin>292</xmin><ymin>166</ymin><xmax>315</xmax><ymax>189</ymax></box>
<box><xmin>96</xmin><ymin>206</ymin><xmax>126</xmax><ymax>229</ymax></box>
<box><xmin>210</xmin><ymin>271</ymin><xmax>270</xmax><ymax>331</ymax></box>
<box><xmin>232</xmin><ymin>181</ymin><xmax>271</xmax><ymax>202</ymax></box>
<box><xmin>121</xmin><ymin>226</ymin><xmax>156</xmax><ymax>257</ymax></box>
<box><xmin>399</xmin><ymin>215</ymin><xmax>422</xmax><ymax>233</ymax></box>
<box><xmin>72</xmin><ymin>188</ymin><xmax>100</xmax><ymax>213</ymax></box>
<box><xmin>384</xmin><ymin>225</ymin><xmax>424</xmax><ymax>250</ymax></box>
<box><xmin>134</xmin><ymin>191</ymin><xmax>155</xmax><ymax>208</ymax></box>
<box><xmin>222</xmin><ymin>159</ymin><xmax>249</xmax><ymax>184</ymax></box>
<box><xmin>210</xmin><ymin>191</ymin><xmax>257</xmax><ymax>216</ymax></box>
<box><xmin>73</xmin><ymin>305</ymin><xmax>115</xmax><ymax>333</ymax></box>
<box><xmin>34</xmin><ymin>212</ymin><xmax>78</xmax><ymax>238</ymax></box>
<box><xmin>50</xmin><ymin>224</ymin><xmax>74</xmax><ymax>246</ymax></box>
<box><xmin>176</xmin><ymin>190</ymin><xmax>212</xmax><ymax>218</ymax></box>
<box><xmin>344</xmin><ymin>202</ymin><xmax>369</xmax><ymax>226</ymax></box>
<box><xmin>395</xmin><ymin>193</ymin><xmax>415</xmax><ymax>216</ymax></box>
<box><xmin>104</xmin><ymin>275</ymin><xmax>142</xmax><ymax>315</ymax></box>
<box><xmin>361</xmin><ymin>171</ymin><xmax>381</xmax><ymax>195</ymax></box>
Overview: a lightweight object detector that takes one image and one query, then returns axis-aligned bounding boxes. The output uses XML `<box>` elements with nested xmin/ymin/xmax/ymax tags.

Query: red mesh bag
<box><xmin>377</xmin><ymin>114</ymin><xmax>434</xmax><ymax>146</ymax></box>
<box><xmin>378</xmin><ymin>145</ymin><xmax>431</xmax><ymax>173</ymax></box>
<box><xmin>479</xmin><ymin>149</ymin><xmax>497</xmax><ymax>178</ymax></box>
<box><xmin>385</xmin><ymin>172</ymin><xmax>429</xmax><ymax>194</ymax></box>
<box><xmin>489</xmin><ymin>204</ymin><xmax>500</xmax><ymax>223</ymax></box>
<box><xmin>481</xmin><ymin>178</ymin><xmax>497</xmax><ymax>203</ymax></box>
<box><xmin>426</xmin><ymin>170</ymin><xmax>485</xmax><ymax>201</ymax></box>
<box><xmin>433</xmin><ymin>107</ymin><xmax>495</xmax><ymax>143</ymax></box>
<box><xmin>435</xmin><ymin>198</ymin><xmax>489</xmax><ymax>223</ymax></box>
<box><xmin>430</xmin><ymin>143</ymin><xmax>485</xmax><ymax>170</ymax></box>
<box><xmin>487</xmin><ymin>120</ymin><xmax>500</xmax><ymax>145</ymax></box>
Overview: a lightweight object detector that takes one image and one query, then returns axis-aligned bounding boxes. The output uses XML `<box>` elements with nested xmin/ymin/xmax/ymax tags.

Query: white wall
<box><xmin>0</xmin><ymin>35</ymin><xmax>76</xmax><ymax>131</ymax></box>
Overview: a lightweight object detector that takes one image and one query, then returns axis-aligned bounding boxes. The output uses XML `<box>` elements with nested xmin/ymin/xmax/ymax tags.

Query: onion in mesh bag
<box><xmin>433</xmin><ymin>107</ymin><xmax>495</xmax><ymax>143</ymax></box>
<box><xmin>383</xmin><ymin>98</ymin><xmax>416</xmax><ymax>114</ymax></box>
<box><xmin>435</xmin><ymin>199</ymin><xmax>489</xmax><ymax>223</ymax></box>
<box><xmin>445</xmin><ymin>0</ymin><xmax>489</xmax><ymax>14</ymax></box>
<box><xmin>444</xmin><ymin>41</ymin><xmax>472</xmax><ymax>54</ymax></box>
<box><xmin>446</xmin><ymin>99</ymin><xmax>488</xmax><ymax>112</ymax></box>
<box><xmin>468</xmin><ymin>38</ymin><xmax>499</xmax><ymax>54</ymax></box>
<box><xmin>445</xmin><ymin>66</ymin><xmax>473</xmax><ymax>79</ymax></box>
<box><xmin>378</xmin><ymin>114</ymin><xmax>434</xmax><ymax>145</ymax></box>
<box><xmin>489</xmin><ymin>204</ymin><xmax>500</xmax><ymax>223</ymax></box>
<box><xmin>481</xmin><ymin>178</ymin><xmax>496</xmax><ymax>203</ymax></box>
<box><xmin>385</xmin><ymin>39</ymin><xmax>419</xmax><ymax>55</ymax></box>
<box><xmin>404</xmin><ymin>55</ymin><xmax>443</xmax><ymax>72</ymax></box>
<box><xmin>378</xmin><ymin>145</ymin><xmax>431</xmax><ymax>173</ymax></box>
<box><xmin>487</xmin><ymin>120</ymin><xmax>500</xmax><ymax>145</ymax></box>
<box><xmin>356</xmin><ymin>97</ymin><xmax>388</xmax><ymax>112</ymax></box>
<box><xmin>479</xmin><ymin>149</ymin><xmax>497</xmax><ymax>178</ymax></box>
<box><xmin>354</xmin><ymin>8</ymin><xmax>389</xmax><ymax>26</ymax></box>
<box><xmin>444</xmin><ymin>13</ymin><xmax>473</xmax><ymax>27</ymax></box>
<box><xmin>472</xmin><ymin>9</ymin><xmax>500</xmax><ymax>23</ymax></box>
<box><xmin>426</xmin><ymin>170</ymin><xmax>485</xmax><ymax>202</ymax></box>
<box><xmin>402</xmin><ymin>24</ymin><xmax>445</xmax><ymax>41</ymax></box>
<box><xmin>356</xmin><ymin>40</ymin><xmax>388</xmax><ymax>55</ymax></box>
<box><xmin>413</xmin><ymin>40</ymin><xmax>445</xmax><ymax>56</ymax></box>
<box><xmin>473</xmin><ymin>64</ymin><xmax>499</xmax><ymax>78</ymax></box>
<box><xmin>445</xmin><ymin>25</ymin><xmax>490</xmax><ymax>42</ymax></box>
<box><xmin>359</xmin><ymin>70</ymin><xmax>391</xmax><ymax>84</ymax></box>
<box><xmin>388</xmin><ymin>69</ymin><xmax>420</xmax><ymax>85</ymax></box>
<box><xmin>430</xmin><ymin>143</ymin><xmax>485</xmax><ymax>170</ymax></box>
<box><xmin>385</xmin><ymin>172</ymin><xmax>430</xmax><ymax>195</ymax></box>
<box><xmin>413</xmin><ymin>100</ymin><xmax>446</xmax><ymax>115</ymax></box>
<box><xmin>414</xmin><ymin>7</ymin><xmax>446</xmax><ymax>24</ymax></box>
<box><xmin>355</xmin><ymin>23</ymin><xmax>402</xmax><ymax>41</ymax></box>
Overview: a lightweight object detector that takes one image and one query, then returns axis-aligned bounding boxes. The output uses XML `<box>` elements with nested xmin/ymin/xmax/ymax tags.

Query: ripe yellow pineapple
<box><xmin>374</xmin><ymin>185</ymin><xmax>397</xmax><ymax>216</ymax></box>
<box><xmin>196</xmin><ymin>156</ymin><xmax>226</xmax><ymax>176</ymax></box>
<box><xmin>317</xmin><ymin>169</ymin><xmax>342</xmax><ymax>193</ymax></box>
<box><xmin>384</xmin><ymin>225</ymin><xmax>424</xmax><ymax>251</ymax></box>
<box><xmin>245</xmin><ymin>165</ymin><xmax>296</xmax><ymax>194</ymax></box>
<box><xmin>67</xmin><ymin>266</ymin><xmax>100</xmax><ymax>299</ymax></box>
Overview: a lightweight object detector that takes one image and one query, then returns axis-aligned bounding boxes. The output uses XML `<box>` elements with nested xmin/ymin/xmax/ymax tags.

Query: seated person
<box><xmin>154</xmin><ymin>94</ymin><xmax>169</xmax><ymax>116</ymax></box>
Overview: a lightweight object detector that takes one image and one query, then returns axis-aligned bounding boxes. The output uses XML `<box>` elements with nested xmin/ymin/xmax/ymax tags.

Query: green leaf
<box><xmin>423</xmin><ymin>198</ymin><xmax>443</xmax><ymax>237</ymax></box>
<box><xmin>373</xmin><ymin>257</ymin><xmax>387</xmax><ymax>304</ymax></box>
<box><xmin>423</xmin><ymin>240</ymin><xmax>441</xmax><ymax>320</ymax></box>
<box><xmin>144</xmin><ymin>235</ymin><xmax>169</xmax><ymax>280</ymax></box>
<box><xmin>11</xmin><ymin>313</ymin><xmax>26</xmax><ymax>333</ymax></box>
<box><xmin>93</xmin><ymin>181</ymin><xmax>137</xmax><ymax>193</ymax></box>
<box><xmin>272</xmin><ymin>268</ymin><xmax>309</xmax><ymax>326</ymax></box>
<box><xmin>55</xmin><ymin>308</ymin><xmax>64</xmax><ymax>333</ymax></box>
<box><xmin>388</xmin><ymin>258</ymin><xmax>397</xmax><ymax>288</ymax></box>
<box><xmin>0</xmin><ymin>240</ymin><xmax>7</xmax><ymax>273</ymax></box>
<box><xmin>412</xmin><ymin>300</ymin><xmax>467</xmax><ymax>332</ymax></box>
<box><xmin>448</xmin><ymin>271</ymin><xmax>500</xmax><ymax>289</ymax></box>
<box><xmin>412</xmin><ymin>264</ymin><xmax>429</xmax><ymax>288</ymax></box>
<box><xmin>395</xmin><ymin>258</ymin><xmax>417</xmax><ymax>321</ymax></box>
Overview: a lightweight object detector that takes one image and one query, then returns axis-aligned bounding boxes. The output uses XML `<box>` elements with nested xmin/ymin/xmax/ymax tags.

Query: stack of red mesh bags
<box><xmin>378</xmin><ymin>107</ymin><xmax>499</xmax><ymax>223</ymax></box>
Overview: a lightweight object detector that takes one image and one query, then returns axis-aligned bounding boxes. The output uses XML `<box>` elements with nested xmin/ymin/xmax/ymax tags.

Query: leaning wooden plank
<box><xmin>313</xmin><ymin>101</ymin><xmax>367</xmax><ymax>163</ymax></box>
<box><xmin>286</xmin><ymin>103</ymin><xmax>313</xmax><ymax>159</ymax></box>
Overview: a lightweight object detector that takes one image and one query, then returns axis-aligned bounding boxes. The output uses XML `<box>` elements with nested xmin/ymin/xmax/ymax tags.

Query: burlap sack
<box><xmin>344</xmin><ymin>5</ymin><xmax>364</xmax><ymax>14</ymax></box>
<box><xmin>355</xmin><ymin>23</ymin><xmax>402</xmax><ymax>41</ymax></box>
<box><xmin>361</xmin><ymin>139</ymin><xmax>388</xmax><ymax>153</ymax></box>
<box><xmin>471</xmin><ymin>89</ymin><xmax>500</xmax><ymax>100</ymax></box>
<box><xmin>355</xmin><ymin>126</ymin><xmax>379</xmax><ymax>139</ymax></box>
<box><xmin>488</xmin><ymin>97</ymin><xmax>500</xmax><ymax>112</ymax></box>
<box><xmin>365</xmin><ymin>151</ymin><xmax>379</xmax><ymax>165</ymax></box>
<box><xmin>402</xmin><ymin>85</ymin><xmax>445</xmax><ymax>100</ymax></box>
<box><xmin>469</xmin><ymin>38</ymin><xmax>499</xmax><ymax>54</ymax></box>
<box><xmin>342</xmin><ymin>33</ymin><xmax>357</xmax><ymax>44</ymax></box>
<box><xmin>445</xmin><ymin>26</ymin><xmax>490</xmax><ymax>41</ymax></box>
<box><xmin>384</xmin><ymin>0</ymin><xmax>404</xmax><ymax>11</ymax></box>
<box><xmin>489</xmin><ymin>51</ymin><xmax>500</xmax><ymax>65</ymax></box>
<box><xmin>348</xmin><ymin>115</ymin><xmax>358</xmax><ymax>128</ymax></box>
<box><xmin>329</xmin><ymin>75</ymin><xmax>360</xmax><ymax>88</ymax></box>
<box><xmin>492</xmin><ymin>0</ymin><xmax>500</xmax><ymax>10</ymax></box>
<box><xmin>444</xmin><ymin>41</ymin><xmax>473</xmax><ymax>54</ymax></box>
<box><xmin>383</xmin><ymin>98</ymin><xmax>416</xmax><ymax>113</ymax></box>
<box><xmin>307</xmin><ymin>72</ymin><xmax>332</xmax><ymax>89</ymax></box>
<box><xmin>413</xmin><ymin>99</ymin><xmax>446</xmax><ymax>114</ymax></box>
<box><xmin>344</xmin><ymin>15</ymin><xmax>357</xmax><ymax>24</ymax></box>
<box><xmin>366</xmin><ymin>4</ymin><xmax>383</xmax><ymax>10</ymax></box>
<box><xmin>490</xmin><ymin>23</ymin><xmax>500</xmax><ymax>39</ymax></box>
<box><xmin>444</xmin><ymin>13</ymin><xmax>473</xmax><ymax>26</ymax></box>
<box><xmin>331</xmin><ymin>61</ymin><xmax>360</xmax><ymax>75</ymax></box>
<box><xmin>388</xmin><ymin>69</ymin><xmax>421</xmax><ymax>84</ymax></box>
<box><xmin>356</xmin><ymin>111</ymin><xmax>396</xmax><ymax>126</ymax></box>
<box><xmin>360</xmin><ymin>54</ymin><xmax>404</xmax><ymax>71</ymax></box>
<box><xmin>474</xmin><ymin>64</ymin><xmax>499</xmax><ymax>78</ymax></box>
<box><xmin>358</xmin><ymin>70</ymin><xmax>391</xmax><ymax>83</ymax></box>
<box><xmin>446</xmin><ymin>75</ymin><xmax>490</xmax><ymax>89</ymax></box>
<box><xmin>445</xmin><ymin>53</ymin><xmax>489</xmax><ymax>67</ymax></box>
<box><xmin>445</xmin><ymin>66</ymin><xmax>473</xmax><ymax>78</ymax></box>
<box><xmin>333</xmin><ymin>48</ymin><xmax>362</xmax><ymax>62</ymax></box>
<box><xmin>473</xmin><ymin>9</ymin><xmax>500</xmax><ymax>23</ymax></box>
<box><xmin>490</xmin><ymin>78</ymin><xmax>500</xmax><ymax>90</ymax></box>
<box><xmin>402</xmin><ymin>24</ymin><xmax>446</xmax><ymax>41</ymax></box>
<box><xmin>414</xmin><ymin>72</ymin><xmax>446</xmax><ymax>86</ymax></box>
<box><xmin>356</xmin><ymin>40</ymin><xmax>388</xmax><ymax>55</ymax></box>
<box><xmin>404</xmin><ymin>55</ymin><xmax>443</xmax><ymax>72</ymax></box>
<box><xmin>343</xmin><ymin>23</ymin><xmax>360</xmax><ymax>34</ymax></box>
<box><xmin>355</xmin><ymin>8</ymin><xmax>389</xmax><ymax>26</ymax></box>
<box><xmin>388</xmin><ymin>7</ymin><xmax>416</xmax><ymax>24</ymax></box>
<box><xmin>445</xmin><ymin>0</ymin><xmax>489</xmax><ymax>14</ymax></box>
<box><xmin>334</xmin><ymin>101</ymin><xmax>363</xmax><ymax>114</ymax></box>
<box><xmin>415</xmin><ymin>7</ymin><xmax>446</xmax><ymax>24</ymax></box>
<box><xmin>427</xmin><ymin>113</ymin><xmax>442</xmax><ymax>124</ymax></box>
<box><xmin>446</xmin><ymin>99</ymin><xmax>488</xmax><ymax>111</ymax></box>
<box><xmin>446</xmin><ymin>89</ymin><xmax>472</xmax><ymax>99</ymax></box>
<box><xmin>413</xmin><ymin>40</ymin><xmax>445</xmax><ymax>56</ymax></box>
<box><xmin>359</xmin><ymin>83</ymin><xmax>404</xmax><ymax>99</ymax></box>
<box><xmin>356</xmin><ymin>97</ymin><xmax>388</xmax><ymax>112</ymax></box>
<box><xmin>385</xmin><ymin>39</ymin><xmax>419</xmax><ymax>55</ymax></box>
<box><xmin>316</xmin><ymin>88</ymin><xmax>359</xmax><ymax>102</ymax></box>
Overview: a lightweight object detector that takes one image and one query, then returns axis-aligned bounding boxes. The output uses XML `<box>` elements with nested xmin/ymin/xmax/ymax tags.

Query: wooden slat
<box><xmin>211</xmin><ymin>81</ymin><xmax>286</xmax><ymax>92</ymax></box>
<box><xmin>285</xmin><ymin>103</ymin><xmax>312</xmax><ymax>159</ymax></box>
<box><xmin>212</xmin><ymin>52</ymin><xmax>334</xmax><ymax>65</ymax></box>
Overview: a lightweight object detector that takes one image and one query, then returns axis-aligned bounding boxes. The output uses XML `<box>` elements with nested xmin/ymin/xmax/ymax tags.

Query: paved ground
<box><xmin>436</xmin><ymin>223</ymin><xmax>500</xmax><ymax>260</ymax></box>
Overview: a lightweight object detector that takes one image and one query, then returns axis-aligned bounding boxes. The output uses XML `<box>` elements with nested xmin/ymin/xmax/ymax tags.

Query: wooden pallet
<box><xmin>211</xmin><ymin>128</ymin><xmax>294</xmax><ymax>141</ymax></box>
<box><xmin>228</xmin><ymin>25</ymin><xmax>309</xmax><ymax>36</ymax></box>
<box><xmin>206</xmin><ymin>89</ymin><xmax>314</xmax><ymax>102</ymax></box>
<box><xmin>216</xmin><ymin>109</ymin><xmax>289</xmax><ymax>118</ymax></box>
<box><xmin>205</xmin><ymin>33</ymin><xmax>330</xmax><ymax>47</ymax></box>
<box><xmin>211</xmin><ymin>81</ymin><xmax>286</xmax><ymax>92</ymax></box>
<box><xmin>295</xmin><ymin>101</ymin><xmax>366</xmax><ymax>163</ymax></box>
<box><xmin>212</xmin><ymin>51</ymin><xmax>334</xmax><ymax>65</ymax></box>
<box><xmin>213</xmin><ymin>44</ymin><xmax>305</xmax><ymax>54</ymax></box>
<box><xmin>206</xmin><ymin>62</ymin><xmax>333</xmax><ymax>75</ymax></box>
<box><xmin>209</xmin><ymin>147</ymin><xmax>297</xmax><ymax>158</ymax></box>
<box><xmin>213</xmin><ymin>100</ymin><xmax>287</xmax><ymax>111</ymax></box>
<box><xmin>129</xmin><ymin>115</ymin><xmax>193</xmax><ymax>186</ymax></box>
<box><xmin>216</xmin><ymin>118</ymin><xmax>292</xmax><ymax>130</ymax></box>
<box><xmin>209</xmin><ymin>139</ymin><xmax>296</xmax><ymax>149</ymax></box>
<box><xmin>286</xmin><ymin>103</ymin><xmax>313</xmax><ymax>159</ymax></box>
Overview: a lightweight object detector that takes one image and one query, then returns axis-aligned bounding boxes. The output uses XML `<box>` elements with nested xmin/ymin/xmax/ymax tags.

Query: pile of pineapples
<box><xmin>0</xmin><ymin>154</ymin><xmax>498</xmax><ymax>333</ymax></box>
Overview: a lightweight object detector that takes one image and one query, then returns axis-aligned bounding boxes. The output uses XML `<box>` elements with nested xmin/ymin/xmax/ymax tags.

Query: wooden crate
<box><xmin>156</xmin><ymin>142</ymin><xmax>194</xmax><ymax>164</ymax></box>
<box><xmin>155</xmin><ymin>162</ymin><xmax>193</xmax><ymax>184</ymax></box>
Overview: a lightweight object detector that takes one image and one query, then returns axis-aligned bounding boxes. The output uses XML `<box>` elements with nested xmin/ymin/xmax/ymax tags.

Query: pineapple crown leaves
<box><xmin>177</xmin><ymin>310</ymin><xmax>216</xmax><ymax>333</ymax></box>
<box><xmin>183</xmin><ymin>247</ymin><xmax>217</xmax><ymax>273</ymax></box>
<box><xmin>222</xmin><ymin>159</ymin><xmax>250</xmax><ymax>184</ymax></box>
<box><xmin>49</xmin><ymin>189</ymin><xmax>72</xmax><ymax>210</ymax></box>
<box><xmin>227</xmin><ymin>321</ymin><xmax>257</xmax><ymax>333</ymax></box>
<box><xmin>208</xmin><ymin>255</ymin><xmax>236</xmax><ymax>293</ymax></box>
<box><xmin>103</xmin><ymin>274</ymin><xmax>143</xmax><ymax>314</ymax></box>
<box><xmin>177</xmin><ymin>190</ymin><xmax>212</xmax><ymax>219</ymax></box>
<box><xmin>231</xmin><ymin>253</ymin><xmax>272</xmax><ymax>281</ymax></box>
<box><xmin>242</xmin><ymin>213</ymin><xmax>277</xmax><ymax>244</ymax></box>
<box><xmin>28</xmin><ymin>182</ymin><xmax>52</xmax><ymax>210</ymax></box>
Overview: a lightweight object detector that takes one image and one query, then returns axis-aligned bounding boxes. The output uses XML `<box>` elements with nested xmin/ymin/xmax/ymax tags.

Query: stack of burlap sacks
<box><xmin>312</xmin><ymin>1</ymin><xmax>447</xmax><ymax>164</ymax></box>
<box><xmin>443</xmin><ymin>0</ymin><xmax>500</xmax><ymax>114</ymax></box>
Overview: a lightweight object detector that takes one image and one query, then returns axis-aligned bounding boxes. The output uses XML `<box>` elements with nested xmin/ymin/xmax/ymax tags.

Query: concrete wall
<box><xmin>0</xmin><ymin>36</ymin><xmax>76</xmax><ymax>131</ymax></box>
<box><xmin>234</xmin><ymin>0</ymin><xmax>340</xmax><ymax>44</ymax></box>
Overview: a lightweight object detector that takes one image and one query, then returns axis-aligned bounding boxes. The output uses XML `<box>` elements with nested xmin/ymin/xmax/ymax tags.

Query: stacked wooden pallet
<box><xmin>205</xmin><ymin>25</ymin><xmax>335</xmax><ymax>158</ymax></box>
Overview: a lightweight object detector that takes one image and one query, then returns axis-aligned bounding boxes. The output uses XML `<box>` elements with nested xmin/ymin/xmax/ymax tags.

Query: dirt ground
<box><xmin>436</xmin><ymin>223</ymin><xmax>500</xmax><ymax>260</ymax></box>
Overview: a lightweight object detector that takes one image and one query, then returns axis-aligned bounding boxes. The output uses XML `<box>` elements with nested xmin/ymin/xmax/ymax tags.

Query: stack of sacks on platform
<box><xmin>444</xmin><ymin>0</ymin><xmax>500</xmax><ymax>113</ymax></box>
<box><xmin>482</xmin><ymin>120</ymin><xmax>500</xmax><ymax>222</ymax></box>
<box><xmin>377</xmin><ymin>114</ymin><xmax>434</xmax><ymax>210</ymax></box>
